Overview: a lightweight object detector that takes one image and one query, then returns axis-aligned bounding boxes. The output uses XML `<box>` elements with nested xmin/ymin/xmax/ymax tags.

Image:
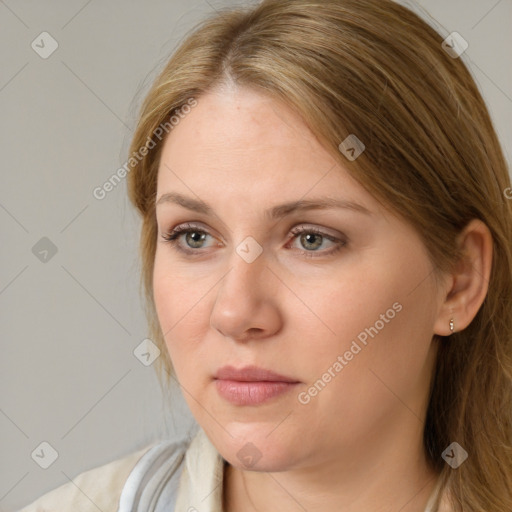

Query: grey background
<box><xmin>1</xmin><ymin>0</ymin><xmax>510</xmax><ymax>510</ymax></box>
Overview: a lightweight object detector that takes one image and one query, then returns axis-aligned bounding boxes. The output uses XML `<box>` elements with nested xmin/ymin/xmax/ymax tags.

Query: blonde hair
<box><xmin>126</xmin><ymin>1</ymin><xmax>512</xmax><ymax>510</ymax></box>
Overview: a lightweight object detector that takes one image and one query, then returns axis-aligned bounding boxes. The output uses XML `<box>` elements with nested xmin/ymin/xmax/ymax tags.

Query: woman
<box><xmin>20</xmin><ymin>0</ymin><xmax>512</xmax><ymax>511</ymax></box>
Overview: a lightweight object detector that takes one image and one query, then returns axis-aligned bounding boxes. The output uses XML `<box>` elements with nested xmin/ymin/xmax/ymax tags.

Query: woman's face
<box><xmin>153</xmin><ymin>86</ymin><xmax>443</xmax><ymax>472</ymax></box>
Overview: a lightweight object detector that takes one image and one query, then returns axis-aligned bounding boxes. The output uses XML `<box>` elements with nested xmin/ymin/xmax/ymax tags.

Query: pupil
<box><xmin>303</xmin><ymin>233</ymin><xmax>321</xmax><ymax>249</ymax></box>
<box><xmin>187</xmin><ymin>232</ymin><xmax>204</xmax><ymax>247</ymax></box>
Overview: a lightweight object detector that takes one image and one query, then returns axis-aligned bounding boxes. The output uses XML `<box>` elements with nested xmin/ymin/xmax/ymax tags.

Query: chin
<box><xmin>210</xmin><ymin>423</ymin><xmax>302</xmax><ymax>472</ymax></box>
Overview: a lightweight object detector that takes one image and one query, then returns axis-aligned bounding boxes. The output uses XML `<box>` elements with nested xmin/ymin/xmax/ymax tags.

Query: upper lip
<box><xmin>214</xmin><ymin>365</ymin><xmax>299</xmax><ymax>383</ymax></box>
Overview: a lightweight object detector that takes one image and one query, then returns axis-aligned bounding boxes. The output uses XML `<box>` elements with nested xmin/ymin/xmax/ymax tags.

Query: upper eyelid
<box><xmin>165</xmin><ymin>222</ymin><xmax>343</xmax><ymax>240</ymax></box>
<box><xmin>155</xmin><ymin>208</ymin><xmax>357</xmax><ymax>238</ymax></box>
<box><xmin>168</xmin><ymin>222</ymin><xmax>224</xmax><ymax>241</ymax></box>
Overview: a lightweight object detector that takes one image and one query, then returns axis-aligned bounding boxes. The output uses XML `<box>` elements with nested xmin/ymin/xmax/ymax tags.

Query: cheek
<box><xmin>297</xmin><ymin>261</ymin><xmax>406</xmax><ymax>355</ymax></box>
<box><xmin>299</xmin><ymin>252</ymin><xmax>438</xmax><ymax>428</ymax></box>
<box><xmin>152</xmin><ymin>256</ymin><xmax>211</xmax><ymax>383</ymax></box>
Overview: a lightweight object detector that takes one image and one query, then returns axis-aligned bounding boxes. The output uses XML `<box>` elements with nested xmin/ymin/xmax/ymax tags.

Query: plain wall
<box><xmin>1</xmin><ymin>0</ymin><xmax>510</xmax><ymax>509</ymax></box>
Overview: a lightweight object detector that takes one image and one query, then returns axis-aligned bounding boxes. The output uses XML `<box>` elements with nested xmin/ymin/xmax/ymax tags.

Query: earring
<box><xmin>449</xmin><ymin>318</ymin><xmax>455</xmax><ymax>334</ymax></box>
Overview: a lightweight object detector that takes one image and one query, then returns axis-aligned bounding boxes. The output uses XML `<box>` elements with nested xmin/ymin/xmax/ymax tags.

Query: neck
<box><xmin>223</xmin><ymin>416</ymin><xmax>440</xmax><ymax>512</ymax></box>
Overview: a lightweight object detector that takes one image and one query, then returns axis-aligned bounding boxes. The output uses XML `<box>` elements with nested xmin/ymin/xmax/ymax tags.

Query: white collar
<box><xmin>175</xmin><ymin>427</ymin><xmax>225</xmax><ymax>512</ymax></box>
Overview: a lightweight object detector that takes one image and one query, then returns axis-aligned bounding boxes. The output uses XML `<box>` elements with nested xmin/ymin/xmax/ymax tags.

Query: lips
<box><xmin>213</xmin><ymin>365</ymin><xmax>300</xmax><ymax>406</ymax></box>
<box><xmin>214</xmin><ymin>365</ymin><xmax>299</xmax><ymax>383</ymax></box>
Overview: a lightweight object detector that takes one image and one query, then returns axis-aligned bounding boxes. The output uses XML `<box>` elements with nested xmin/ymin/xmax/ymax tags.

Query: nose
<box><xmin>209</xmin><ymin>248</ymin><xmax>282</xmax><ymax>342</ymax></box>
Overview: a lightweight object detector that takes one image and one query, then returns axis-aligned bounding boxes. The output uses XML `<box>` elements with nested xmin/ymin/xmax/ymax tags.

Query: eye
<box><xmin>159</xmin><ymin>223</ymin><xmax>347</xmax><ymax>258</ymax></box>
<box><xmin>160</xmin><ymin>223</ymin><xmax>215</xmax><ymax>254</ymax></box>
<box><xmin>288</xmin><ymin>225</ymin><xmax>346</xmax><ymax>257</ymax></box>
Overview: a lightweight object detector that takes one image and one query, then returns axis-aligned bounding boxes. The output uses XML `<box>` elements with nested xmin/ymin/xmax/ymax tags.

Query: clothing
<box><xmin>19</xmin><ymin>427</ymin><xmax>443</xmax><ymax>511</ymax></box>
<box><xmin>18</xmin><ymin>444</ymin><xmax>153</xmax><ymax>512</ymax></box>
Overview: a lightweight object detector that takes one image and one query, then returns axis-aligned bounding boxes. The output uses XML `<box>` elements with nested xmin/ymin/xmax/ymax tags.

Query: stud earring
<box><xmin>449</xmin><ymin>318</ymin><xmax>455</xmax><ymax>334</ymax></box>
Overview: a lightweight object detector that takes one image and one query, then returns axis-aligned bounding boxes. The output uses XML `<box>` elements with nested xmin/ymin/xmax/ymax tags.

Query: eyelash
<box><xmin>160</xmin><ymin>223</ymin><xmax>347</xmax><ymax>258</ymax></box>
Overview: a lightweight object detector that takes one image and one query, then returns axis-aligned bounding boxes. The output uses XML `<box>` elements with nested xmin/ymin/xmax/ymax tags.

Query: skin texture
<box><xmin>153</xmin><ymin>86</ymin><xmax>492</xmax><ymax>512</ymax></box>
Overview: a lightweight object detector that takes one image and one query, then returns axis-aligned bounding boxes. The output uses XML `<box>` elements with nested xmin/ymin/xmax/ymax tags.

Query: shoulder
<box><xmin>18</xmin><ymin>440</ymin><xmax>184</xmax><ymax>512</ymax></box>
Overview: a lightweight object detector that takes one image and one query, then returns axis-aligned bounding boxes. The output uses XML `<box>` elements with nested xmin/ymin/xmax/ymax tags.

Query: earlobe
<box><xmin>433</xmin><ymin>219</ymin><xmax>493</xmax><ymax>337</ymax></box>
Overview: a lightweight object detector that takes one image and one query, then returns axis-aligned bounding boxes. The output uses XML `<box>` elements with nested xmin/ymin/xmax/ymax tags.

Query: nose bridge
<box><xmin>218</xmin><ymin>244</ymin><xmax>268</xmax><ymax>309</ymax></box>
<box><xmin>219</xmin><ymin>230</ymin><xmax>267</xmax><ymax>290</ymax></box>
<box><xmin>210</xmin><ymin>242</ymin><xmax>279</xmax><ymax>339</ymax></box>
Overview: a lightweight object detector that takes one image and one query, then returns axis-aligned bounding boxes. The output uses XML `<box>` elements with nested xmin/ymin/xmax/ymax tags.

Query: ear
<box><xmin>433</xmin><ymin>219</ymin><xmax>493</xmax><ymax>336</ymax></box>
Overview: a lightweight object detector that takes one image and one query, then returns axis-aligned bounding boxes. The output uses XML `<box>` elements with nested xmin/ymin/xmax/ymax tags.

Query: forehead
<box><xmin>167</xmin><ymin>87</ymin><xmax>314</xmax><ymax>149</ymax></box>
<box><xmin>155</xmin><ymin>87</ymin><xmax>375</xmax><ymax>213</ymax></box>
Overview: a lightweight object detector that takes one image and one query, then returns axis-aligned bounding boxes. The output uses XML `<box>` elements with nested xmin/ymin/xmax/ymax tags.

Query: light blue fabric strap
<box><xmin>117</xmin><ymin>438</ymin><xmax>188</xmax><ymax>512</ymax></box>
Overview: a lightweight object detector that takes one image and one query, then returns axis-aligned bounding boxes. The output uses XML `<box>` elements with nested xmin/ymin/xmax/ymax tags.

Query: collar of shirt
<box><xmin>175</xmin><ymin>428</ymin><xmax>225</xmax><ymax>512</ymax></box>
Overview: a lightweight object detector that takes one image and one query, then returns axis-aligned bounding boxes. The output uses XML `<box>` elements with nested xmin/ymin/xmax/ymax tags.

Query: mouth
<box><xmin>213</xmin><ymin>365</ymin><xmax>300</xmax><ymax>406</ymax></box>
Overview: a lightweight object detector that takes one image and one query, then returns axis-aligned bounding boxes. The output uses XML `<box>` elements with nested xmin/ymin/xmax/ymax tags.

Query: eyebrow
<box><xmin>155</xmin><ymin>192</ymin><xmax>372</xmax><ymax>219</ymax></box>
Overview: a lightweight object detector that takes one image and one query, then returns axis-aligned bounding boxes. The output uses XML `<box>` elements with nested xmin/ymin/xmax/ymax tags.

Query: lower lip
<box><xmin>215</xmin><ymin>379</ymin><xmax>298</xmax><ymax>405</ymax></box>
